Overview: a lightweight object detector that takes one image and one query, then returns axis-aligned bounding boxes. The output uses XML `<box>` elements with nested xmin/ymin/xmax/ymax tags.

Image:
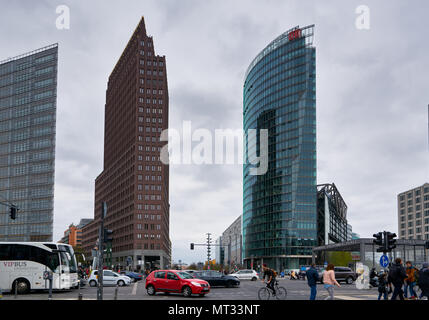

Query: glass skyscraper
<box><xmin>243</xmin><ymin>26</ymin><xmax>316</xmax><ymax>270</ymax></box>
<box><xmin>0</xmin><ymin>44</ymin><xmax>58</xmax><ymax>242</ymax></box>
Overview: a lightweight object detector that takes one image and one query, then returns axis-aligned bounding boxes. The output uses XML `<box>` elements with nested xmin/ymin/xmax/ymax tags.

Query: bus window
<box><xmin>11</xmin><ymin>244</ymin><xmax>30</xmax><ymax>260</ymax></box>
<box><xmin>59</xmin><ymin>251</ymin><xmax>70</xmax><ymax>273</ymax></box>
<box><xmin>0</xmin><ymin>244</ymin><xmax>12</xmax><ymax>260</ymax></box>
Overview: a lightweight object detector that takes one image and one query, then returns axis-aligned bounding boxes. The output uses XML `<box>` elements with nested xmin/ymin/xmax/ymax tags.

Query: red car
<box><xmin>145</xmin><ymin>270</ymin><xmax>210</xmax><ymax>297</ymax></box>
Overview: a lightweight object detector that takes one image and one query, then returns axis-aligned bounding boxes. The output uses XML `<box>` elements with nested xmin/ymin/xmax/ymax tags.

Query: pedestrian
<box><xmin>404</xmin><ymin>261</ymin><xmax>418</xmax><ymax>299</ymax></box>
<box><xmin>306</xmin><ymin>263</ymin><xmax>319</xmax><ymax>300</ymax></box>
<box><xmin>377</xmin><ymin>270</ymin><xmax>389</xmax><ymax>300</ymax></box>
<box><xmin>322</xmin><ymin>264</ymin><xmax>340</xmax><ymax>300</ymax></box>
<box><xmin>417</xmin><ymin>262</ymin><xmax>429</xmax><ymax>299</ymax></box>
<box><xmin>388</xmin><ymin>258</ymin><xmax>407</xmax><ymax>300</ymax></box>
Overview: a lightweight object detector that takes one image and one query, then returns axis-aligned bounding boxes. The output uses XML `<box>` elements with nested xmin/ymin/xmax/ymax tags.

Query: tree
<box><xmin>188</xmin><ymin>263</ymin><xmax>198</xmax><ymax>270</ymax></box>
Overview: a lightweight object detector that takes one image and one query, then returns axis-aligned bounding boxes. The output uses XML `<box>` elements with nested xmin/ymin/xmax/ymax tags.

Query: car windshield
<box><xmin>177</xmin><ymin>272</ymin><xmax>194</xmax><ymax>279</ymax></box>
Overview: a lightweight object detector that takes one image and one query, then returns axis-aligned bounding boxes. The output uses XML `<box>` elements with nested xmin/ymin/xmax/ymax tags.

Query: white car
<box><xmin>229</xmin><ymin>269</ymin><xmax>259</xmax><ymax>281</ymax></box>
<box><xmin>88</xmin><ymin>270</ymin><xmax>132</xmax><ymax>287</ymax></box>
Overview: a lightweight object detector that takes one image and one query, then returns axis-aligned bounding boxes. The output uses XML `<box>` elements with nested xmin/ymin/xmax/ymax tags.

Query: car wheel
<box><xmin>251</xmin><ymin>277</ymin><xmax>257</xmax><ymax>281</ymax></box>
<box><xmin>182</xmin><ymin>286</ymin><xmax>192</xmax><ymax>297</ymax></box>
<box><xmin>89</xmin><ymin>280</ymin><xmax>97</xmax><ymax>287</ymax></box>
<box><xmin>118</xmin><ymin>280</ymin><xmax>125</xmax><ymax>287</ymax></box>
<box><xmin>199</xmin><ymin>294</ymin><xmax>205</xmax><ymax>297</ymax></box>
<box><xmin>13</xmin><ymin>279</ymin><xmax>30</xmax><ymax>295</ymax></box>
<box><xmin>146</xmin><ymin>285</ymin><xmax>156</xmax><ymax>295</ymax></box>
<box><xmin>346</xmin><ymin>277</ymin><xmax>354</xmax><ymax>285</ymax></box>
<box><xmin>226</xmin><ymin>281</ymin><xmax>234</xmax><ymax>288</ymax></box>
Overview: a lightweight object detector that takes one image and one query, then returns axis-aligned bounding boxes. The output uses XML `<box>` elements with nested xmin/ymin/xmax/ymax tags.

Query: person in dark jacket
<box><xmin>417</xmin><ymin>262</ymin><xmax>429</xmax><ymax>299</ymax></box>
<box><xmin>306</xmin><ymin>263</ymin><xmax>319</xmax><ymax>300</ymax></box>
<box><xmin>377</xmin><ymin>270</ymin><xmax>389</xmax><ymax>300</ymax></box>
<box><xmin>388</xmin><ymin>258</ymin><xmax>407</xmax><ymax>300</ymax></box>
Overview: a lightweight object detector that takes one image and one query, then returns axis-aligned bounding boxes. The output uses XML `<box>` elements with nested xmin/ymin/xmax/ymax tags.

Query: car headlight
<box><xmin>191</xmin><ymin>281</ymin><xmax>202</xmax><ymax>287</ymax></box>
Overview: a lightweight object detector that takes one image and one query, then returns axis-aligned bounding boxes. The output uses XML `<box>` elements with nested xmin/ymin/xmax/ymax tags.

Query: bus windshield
<box><xmin>59</xmin><ymin>245</ymin><xmax>77</xmax><ymax>273</ymax></box>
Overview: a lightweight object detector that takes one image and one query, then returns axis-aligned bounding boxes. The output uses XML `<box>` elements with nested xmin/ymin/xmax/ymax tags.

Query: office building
<box><xmin>317</xmin><ymin>183</ymin><xmax>350</xmax><ymax>245</ymax></box>
<box><xmin>82</xmin><ymin>17</ymin><xmax>171</xmax><ymax>270</ymax></box>
<box><xmin>398</xmin><ymin>183</ymin><xmax>429</xmax><ymax>240</ymax></box>
<box><xmin>0</xmin><ymin>44</ymin><xmax>58</xmax><ymax>241</ymax></box>
<box><xmin>220</xmin><ymin>215</ymin><xmax>242</xmax><ymax>267</ymax></box>
<box><xmin>59</xmin><ymin>218</ymin><xmax>93</xmax><ymax>247</ymax></box>
<box><xmin>243</xmin><ymin>25</ymin><xmax>316</xmax><ymax>270</ymax></box>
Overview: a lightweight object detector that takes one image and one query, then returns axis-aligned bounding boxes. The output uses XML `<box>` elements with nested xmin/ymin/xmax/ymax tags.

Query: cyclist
<box><xmin>261</xmin><ymin>264</ymin><xmax>276</xmax><ymax>295</ymax></box>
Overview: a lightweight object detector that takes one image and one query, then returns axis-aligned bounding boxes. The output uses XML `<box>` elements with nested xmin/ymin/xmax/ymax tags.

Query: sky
<box><xmin>1</xmin><ymin>0</ymin><xmax>428</xmax><ymax>264</ymax></box>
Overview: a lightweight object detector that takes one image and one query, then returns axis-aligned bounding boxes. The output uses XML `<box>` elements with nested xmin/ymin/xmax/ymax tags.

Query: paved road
<box><xmin>1</xmin><ymin>278</ymin><xmax>380</xmax><ymax>300</ymax></box>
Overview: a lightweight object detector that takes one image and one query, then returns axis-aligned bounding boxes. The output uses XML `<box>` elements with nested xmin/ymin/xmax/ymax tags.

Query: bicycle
<box><xmin>258</xmin><ymin>280</ymin><xmax>287</xmax><ymax>300</ymax></box>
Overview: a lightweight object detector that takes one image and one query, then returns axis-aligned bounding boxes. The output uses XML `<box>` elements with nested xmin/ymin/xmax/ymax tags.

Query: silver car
<box><xmin>88</xmin><ymin>270</ymin><xmax>132</xmax><ymax>287</ymax></box>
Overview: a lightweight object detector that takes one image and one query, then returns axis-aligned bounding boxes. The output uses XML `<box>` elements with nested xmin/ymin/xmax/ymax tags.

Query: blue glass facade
<box><xmin>243</xmin><ymin>26</ymin><xmax>316</xmax><ymax>271</ymax></box>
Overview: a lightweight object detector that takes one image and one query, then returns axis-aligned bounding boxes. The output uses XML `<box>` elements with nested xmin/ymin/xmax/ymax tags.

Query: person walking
<box><xmin>388</xmin><ymin>258</ymin><xmax>407</xmax><ymax>300</ymax></box>
<box><xmin>323</xmin><ymin>264</ymin><xmax>341</xmax><ymax>300</ymax></box>
<box><xmin>377</xmin><ymin>270</ymin><xmax>389</xmax><ymax>300</ymax></box>
<box><xmin>417</xmin><ymin>262</ymin><xmax>429</xmax><ymax>299</ymax></box>
<box><xmin>404</xmin><ymin>261</ymin><xmax>418</xmax><ymax>299</ymax></box>
<box><xmin>306</xmin><ymin>264</ymin><xmax>319</xmax><ymax>300</ymax></box>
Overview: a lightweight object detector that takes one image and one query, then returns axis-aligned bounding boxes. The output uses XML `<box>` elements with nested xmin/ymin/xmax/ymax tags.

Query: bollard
<box><xmin>14</xmin><ymin>280</ymin><xmax>17</xmax><ymax>299</ymax></box>
<box><xmin>114</xmin><ymin>284</ymin><xmax>119</xmax><ymax>300</ymax></box>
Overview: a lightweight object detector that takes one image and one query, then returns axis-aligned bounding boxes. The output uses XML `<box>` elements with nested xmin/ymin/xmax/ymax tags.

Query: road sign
<box><xmin>380</xmin><ymin>254</ymin><xmax>389</xmax><ymax>268</ymax></box>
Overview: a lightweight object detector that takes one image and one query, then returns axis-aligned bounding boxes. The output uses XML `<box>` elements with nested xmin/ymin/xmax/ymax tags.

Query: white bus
<box><xmin>0</xmin><ymin>242</ymin><xmax>79</xmax><ymax>294</ymax></box>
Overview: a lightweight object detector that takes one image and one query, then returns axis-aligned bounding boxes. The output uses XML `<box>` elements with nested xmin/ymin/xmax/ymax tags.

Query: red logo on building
<box><xmin>288</xmin><ymin>29</ymin><xmax>302</xmax><ymax>41</ymax></box>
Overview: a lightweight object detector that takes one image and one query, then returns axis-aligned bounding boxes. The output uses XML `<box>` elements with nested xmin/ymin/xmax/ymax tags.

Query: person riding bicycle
<box><xmin>261</xmin><ymin>264</ymin><xmax>277</xmax><ymax>295</ymax></box>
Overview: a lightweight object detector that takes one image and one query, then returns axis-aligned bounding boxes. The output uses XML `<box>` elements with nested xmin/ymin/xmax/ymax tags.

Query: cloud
<box><xmin>1</xmin><ymin>0</ymin><xmax>428</xmax><ymax>264</ymax></box>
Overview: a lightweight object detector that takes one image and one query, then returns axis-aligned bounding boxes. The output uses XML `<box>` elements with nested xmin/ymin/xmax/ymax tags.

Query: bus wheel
<box><xmin>13</xmin><ymin>279</ymin><xmax>30</xmax><ymax>295</ymax></box>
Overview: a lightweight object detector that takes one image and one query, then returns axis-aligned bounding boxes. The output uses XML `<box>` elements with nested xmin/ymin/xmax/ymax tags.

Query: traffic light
<box><xmin>9</xmin><ymin>206</ymin><xmax>17</xmax><ymax>220</ymax></box>
<box><xmin>425</xmin><ymin>241</ymin><xmax>429</xmax><ymax>250</ymax></box>
<box><xmin>386</xmin><ymin>232</ymin><xmax>397</xmax><ymax>251</ymax></box>
<box><xmin>373</xmin><ymin>232</ymin><xmax>383</xmax><ymax>252</ymax></box>
<box><xmin>103</xmin><ymin>229</ymin><xmax>113</xmax><ymax>243</ymax></box>
<box><xmin>190</xmin><ymin>243</ymin><xmax>194</xmax><ymax>250</ymax></box>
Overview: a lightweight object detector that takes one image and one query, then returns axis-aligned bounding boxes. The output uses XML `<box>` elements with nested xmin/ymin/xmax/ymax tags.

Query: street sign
<box><xmin>380</xmin><ymin>254</ymin><xmax>389</xmax><ymax>268</ymax></box>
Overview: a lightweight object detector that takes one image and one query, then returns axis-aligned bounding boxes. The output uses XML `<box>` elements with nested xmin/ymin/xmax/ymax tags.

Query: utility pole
<box><xmin>206</xmin><ymin>233</ymin><xmax>212</xmax><ymax>269</ymax></box>
<box><xmin>97</xmin><ymin>201</ymin><xmax>107</xmax><ymax>300</ymax></box>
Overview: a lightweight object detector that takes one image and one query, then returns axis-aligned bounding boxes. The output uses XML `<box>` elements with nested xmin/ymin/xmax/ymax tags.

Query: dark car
<box><xmin>318</xmin><ymin>267</ymin><xmax>358</xmax><ymax>284</ymax></box>
<box><xmin>120</xmin><ymin>271</ymin><xmax>143</xmax><ymax>282</ymax></box>
<box><xmin>193</xmin><ymin>270</ymin><xmax>240</xmax><ymax>288</ymax></box>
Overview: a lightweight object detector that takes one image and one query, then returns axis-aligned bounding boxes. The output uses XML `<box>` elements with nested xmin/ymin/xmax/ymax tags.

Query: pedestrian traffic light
<box><xmin>373</xmin><ymin>232</ymin><xmax>383</xmax><ymax>251</ymax></box>
<box><xmin>9</xmin><ymin>206</ymin><xmax>17</xmax><ymax>220</ymax></box>
<box><xmin>190</xmin><ymin>243</ymin><xmax>194</xmax><ymax>250</ymax></box>
<box><xmin>103</xmin><ymin>229</ymin><xmax>113</xmax><ymax>243</ymax></box>
<box><xmin>386</xmin><ymin>232</ymin><xmax>397</xmax><ymax>251</ymax></box>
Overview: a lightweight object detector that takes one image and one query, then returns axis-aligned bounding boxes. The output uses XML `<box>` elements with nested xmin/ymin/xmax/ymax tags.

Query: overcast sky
<box><xmin>1</xmin><ymin>0</ymin><xmax>428</xmax><ymax>264</ymax></box>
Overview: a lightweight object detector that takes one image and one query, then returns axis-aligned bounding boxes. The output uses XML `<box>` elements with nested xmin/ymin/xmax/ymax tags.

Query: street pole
<box><xmin>207</xmin><ymin>233</ymin><xmax>212</xmax><ymax>269</ymax></box>
<box><xmin>97</xmin><ymin>201</ymin><xmax>107</xmax><ymax>300</ymax></box>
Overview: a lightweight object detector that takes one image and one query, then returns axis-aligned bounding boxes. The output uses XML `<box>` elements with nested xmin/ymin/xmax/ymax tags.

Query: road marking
<box><xmin>131</xmin><ymin>282</ymin><xmax>138</xmax><ymax>295</ymax></box>
<box><xmin>335</xmin><ymin>295</ymin><xmax>377</xmax><ymax>300</ymax></box>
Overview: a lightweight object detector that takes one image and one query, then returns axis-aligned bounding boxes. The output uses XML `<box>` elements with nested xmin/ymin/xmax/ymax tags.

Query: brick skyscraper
<box><xmin>82</xmin><ymin>17</ymin><xmax>171</xmax><ymax>270</ymax></box>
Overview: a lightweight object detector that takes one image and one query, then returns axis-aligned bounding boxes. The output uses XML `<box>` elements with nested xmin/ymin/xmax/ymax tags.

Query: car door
<box><xmin>153</xmin><ymin>271</ymin><xmax>167</xmax><ymax>291</ymax></box>
<box><xmin>334</xmin><ymin>268</ymin><xmax>345</xmax><ymax>282</ymax></box>
<box><xmin>166</xmin><ymin>272</ymin><xmax>181</xmax><ymax>292</ymax></box>
<box><xmin>103</xmin><ymin>271</ymin><xmax>115</xmax><ymax>286</ymax></box>
<box><xmin>211</xmin><ymin>271</ymin><xmax>224</xmax><ymax>286</ymax></box>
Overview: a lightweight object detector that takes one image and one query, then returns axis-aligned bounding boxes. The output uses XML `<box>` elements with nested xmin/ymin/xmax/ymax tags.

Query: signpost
<box><xmin>380</xmin><ymin>254</ymin><xmax>389</xmax><ymax>268</ymax></box>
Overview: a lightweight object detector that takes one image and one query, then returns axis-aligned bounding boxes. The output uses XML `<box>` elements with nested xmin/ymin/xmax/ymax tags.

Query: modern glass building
<box><xmin>0</xmin><ymin>44</ymin><xmax>58</xmax><ymax>241</ymax></box>
<box><xmin>317</xmin><ymin>183</ymin><xmax>349</xmax><ymax>246</ymax></box>
<box><xmin>243</xmin><ymin>25</ymin><xmax>316</xmax><ymax>271</ymax></box>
